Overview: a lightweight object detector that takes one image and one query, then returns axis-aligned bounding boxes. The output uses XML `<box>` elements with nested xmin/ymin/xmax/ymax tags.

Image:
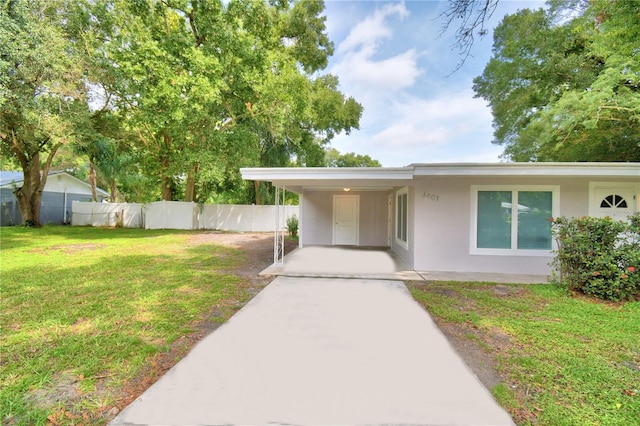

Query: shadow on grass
<box><xmin>0</xmin><ymin>226</ymin><xmax>198</xmax><ymax>249</ymax></box>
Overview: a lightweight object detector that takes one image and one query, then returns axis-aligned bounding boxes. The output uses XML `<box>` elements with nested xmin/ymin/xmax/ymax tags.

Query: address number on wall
<box><xmin>422</xmin><ymin>192</ymin><xmax>439</xmax><ymax>201</ymax></box>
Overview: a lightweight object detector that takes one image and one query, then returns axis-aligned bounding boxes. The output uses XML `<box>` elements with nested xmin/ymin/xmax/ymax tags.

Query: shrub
<box><xmin>552</xmin><ymin>214</ymin><xmax>640</xmax><ymax>301</ymax></box>
<box><xmin>286</xmin><ymin>214</ymin><xmax>299</xmax><ymax>237</ymax></box>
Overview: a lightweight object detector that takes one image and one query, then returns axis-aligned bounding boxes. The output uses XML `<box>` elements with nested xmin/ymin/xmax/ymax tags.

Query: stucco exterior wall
<box><xmin>301</xmin><ymin>190</ymin><xmax>390</xmax><ymax>247</ymax></box>
<box><xmin>411</xmin><ymin>176</ymin><xmax>639</xmax><ymax>275</ymax></box>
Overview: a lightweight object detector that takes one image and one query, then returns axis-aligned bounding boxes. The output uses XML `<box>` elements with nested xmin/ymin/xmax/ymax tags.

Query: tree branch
<box><xmin>439</xmin><ymin>0</ymin><xmax>499</xmax><ymax>71</ymax></box>
<box><xmin>188</xmin><ymin>8</ymin><xmax>205</xmax><ymax>47</ymax></box>
<box><xmin>38</xmin><ymin>142</ymin><xmax>64</xmax><ymax>193</ymax></box>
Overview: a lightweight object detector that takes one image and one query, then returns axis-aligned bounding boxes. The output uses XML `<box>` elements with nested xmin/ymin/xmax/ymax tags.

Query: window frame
<box><xmin>470</xmin><ymin>185</ymin><xmax>559</xmax><ymax>256</ymax></box>
<box><xmin>395</xmin><ymin>187</ymin><xmax>409</xmax><ymax>249</ymax></box>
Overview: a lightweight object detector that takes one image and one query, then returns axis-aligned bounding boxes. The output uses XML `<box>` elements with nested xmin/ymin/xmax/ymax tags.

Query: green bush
<box><xmin>286</xmin><ymin>214</ymin><xmax>299</xmax><ymax>237</ymax></box>
<box><xmin>552</xmin><ymin>214</ymin><xmax>640</xmax><ymax>301</ymax></box>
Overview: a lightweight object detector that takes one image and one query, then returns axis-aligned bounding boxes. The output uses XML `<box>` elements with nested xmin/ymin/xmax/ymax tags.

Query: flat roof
<box><xmin>240</xmin><ymin>163</ymin><xmax>639</xmax><ymax>193</ymax></box>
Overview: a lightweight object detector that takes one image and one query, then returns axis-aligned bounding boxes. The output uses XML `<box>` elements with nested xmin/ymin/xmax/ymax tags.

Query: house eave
<box><xmin>240</xmin><ymin>167</ymin><xmax>414</xmax><ymax>181</ymax></box>
<box><xmin>0</xmin><ymin>171</ymin><xmax>110</xmax><ymax>197</ymax></box>
<box><xmin>411</xmin><ymin>162</ymin><xmax>640</xmax><ymax>177</ymax></box>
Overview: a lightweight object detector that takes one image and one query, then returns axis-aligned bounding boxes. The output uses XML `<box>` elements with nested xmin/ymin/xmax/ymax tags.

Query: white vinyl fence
<box><xmin>72</xmin><ymin>202</ymin><xmax>144</xmax><ymax>228</ymax></box>
<box><xmin>145</xmin><ymin>201</ymin><xmax>198</xmax><ymax>230</ymax></box>
<box><xmin>72</xmin><ymin>201</ymin><xmax>298</xmax><ymax>232</ymax></box>
<box><xmin>199</xmin><ymin>204</ymin><xmax>299</xmax><ymax>232</ymax></box>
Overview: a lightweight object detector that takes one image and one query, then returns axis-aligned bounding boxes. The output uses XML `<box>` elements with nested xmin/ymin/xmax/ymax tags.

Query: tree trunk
<box><xmin>160</xmin><ymin>132</ymin><xmax>173</xmax><ymax>201</ymax></box>
<box><xmin>254</xmin><ymin>180</ymin><xmax>262</xmax><ymax>205</ymax></box>
<box><xmin>89</xmin><ymin>161</ymin><xmax>98</xmax><ymax>202</ymax></box>
<box><xmin>110</xmin><ymin>179</ymin><xmax>117</xmax><ymax>202</ymax></box>
<box><xmin>14</xmin><ymin>175</ymin><xmax>40</xmax><ymax>227</ymax></box>
<box><xmin>184</xmin><ymin>164</ymin><xmax>198</xmax><ymax>202</ymax></box>
<box><xmin>11</xmin><ymin>143</ymin><xmax>61</xmax><ymax>227</ymax></box>
<box><xmin>161</xmin><ymin>166</ymin><xmax>173</xmax><ymax>201</ymax></box>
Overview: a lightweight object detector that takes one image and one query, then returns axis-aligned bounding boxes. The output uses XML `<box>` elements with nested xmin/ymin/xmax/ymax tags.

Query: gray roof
<box><xmin>0</xmin><ymin>171</ymin><xmax>110</xmax><ymax>197</ymax></box>
<box><xmin>0</xmin><ymin>171</ymin><xmax>25</xmax><ymax>187</ymax></box>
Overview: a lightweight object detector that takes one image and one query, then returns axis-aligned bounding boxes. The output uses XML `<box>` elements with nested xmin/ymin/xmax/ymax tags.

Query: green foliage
<box><xmin>0</xmin><ymin>0</ymin><xmax>95</xmax><ymax>225</ymax></box>
<box><xmin>324</xmin><ymin>147</ymin><xmax>382</xmax><ymax>167</ymax></box>
<box><xmin>474</xmin><ymin>0</ymin><xmax>640</xmax><ymax>161</ymax></box>
<box><xmin>552</xmin><ymin>215</ymin><xmax>640</xmax><ymax>301</ymax></box>
<box><xmin>92</xmin><ymin>0</ymin><xmax>362</xmax><ymax>203</ymax></box>
<box><xmin>2</xmin><ymin>0</ymin><xmax>363</xmax><ymax>211</ymax></box>
<box><xmin>286</xmin><ymin>214</ymin><xmax>299</xmax><ymax>237</ymax></box>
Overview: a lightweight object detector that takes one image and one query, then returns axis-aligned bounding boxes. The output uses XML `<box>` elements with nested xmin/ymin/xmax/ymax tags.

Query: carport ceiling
<box><xmin>240</xmin><ymin>167</ymin><xmax>414</xmax><ymax>194</ymax></box>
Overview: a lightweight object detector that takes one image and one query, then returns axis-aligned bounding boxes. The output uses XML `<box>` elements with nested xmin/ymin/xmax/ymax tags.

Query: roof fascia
<box><xmin>240</xmin><ymin>167</ymin><xmax>414</xmax><ymax>182</ymax></box>
<box><xmin>1</xmin><ymin>171</ymin><xmax>111</xmax><ymax>196</ymax></box>
<box><xmin>412</xmin><ymin>163</ymin><xmax>640</xmax><ymax>177</ymax></box>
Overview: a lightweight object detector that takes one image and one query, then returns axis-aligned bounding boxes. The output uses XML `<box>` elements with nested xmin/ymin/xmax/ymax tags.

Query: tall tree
<box><xmin>94</xmin><ymin>0</ymin><xmax>361</xmax><ymax>203</ymax></box>
<box><xmin>0</xmin><ymin>0</ymin><xmax>94</xmax><ymax>226</ymax></box>
<box><xmin>473</xmin><ymin>0</ymin><xmax>640</xmax><ymax>162</ymax></box>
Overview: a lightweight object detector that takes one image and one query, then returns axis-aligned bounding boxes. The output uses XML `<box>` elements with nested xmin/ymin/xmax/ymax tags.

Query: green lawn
<box><xmin>3</xmin><ymin>227</ymin><xmax>639</xmax><ymax>425</ymax></box>
<box><xmin>0</xmin><ymin>227</ymin><xmax>254</xmax><ymax>425</ymax></box>
<box><xmin>410</xmin><ymin>282</ymin><xmax>640</xmax><ymax>426</ymax></box>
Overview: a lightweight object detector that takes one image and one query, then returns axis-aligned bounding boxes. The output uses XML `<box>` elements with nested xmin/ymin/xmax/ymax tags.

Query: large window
<box><xmin>472</xmin><ymin>186</ymin><xmax>558</xmax><ymax>255</ymax></box>
<box><xmin>396</xmin><ymin>188</ymin><xmax>408</xmax><ymax>248</ymax></box>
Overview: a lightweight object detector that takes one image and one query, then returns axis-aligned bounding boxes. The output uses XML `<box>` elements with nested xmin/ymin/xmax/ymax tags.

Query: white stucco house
<box><xmin>241</xmin><ymin>163</ymin><xmax>640</xmax><ymax>276</ymax></box>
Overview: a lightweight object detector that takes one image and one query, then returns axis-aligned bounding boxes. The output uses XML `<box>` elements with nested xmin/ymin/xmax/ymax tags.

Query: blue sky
<box><xmin>322</xmin><ymin>0</ymin><xmax>547</xmax><ymax>166</ymax></box>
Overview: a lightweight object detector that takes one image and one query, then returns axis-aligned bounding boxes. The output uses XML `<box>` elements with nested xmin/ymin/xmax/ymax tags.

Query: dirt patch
<box><xmin>433</xmin><ymin>320</ymin><xmax>506</xmax><ymax>390</ymax></box>
<box><xmin>493</xmin><ymin>285</ymin><xmax>523</xmax><ymax>297</ymax></box>
<box><xmin>30</xmin><ymin>243</ymin><xmax>107</xmax><ymax>255</ymax></box>
<box><xmin>27</xmin><ymin>372</ymin><xmax>82</xmax><ymax>410</ymax></box>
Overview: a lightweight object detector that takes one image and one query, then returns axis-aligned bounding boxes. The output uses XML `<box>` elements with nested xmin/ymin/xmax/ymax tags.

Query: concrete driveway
<box><xmin>111</xmin><ymin>276</ymin><xmax>514</xmax><ymax>426</ymax></box>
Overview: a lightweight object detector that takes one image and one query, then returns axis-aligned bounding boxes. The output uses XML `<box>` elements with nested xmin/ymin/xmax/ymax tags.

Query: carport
<box><xmin>240</xmin><ymin>167</ymin><xmax>414</xmax><ymax>265</ymax></box>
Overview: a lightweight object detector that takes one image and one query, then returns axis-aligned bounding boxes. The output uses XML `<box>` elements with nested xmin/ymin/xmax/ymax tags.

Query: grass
<box><xmin>4</xmin><ymin>227</ymin><xmax>639</xmax><ymax>425</ymax></box>
<box><xmin>410</xmin><ymin>282</ymin><xmax>640</xmax><ymax>426</ymax></box>
<box><xmin>0</xmin><ymin>226</ymin><xmax>254</xmax><ymax>425</ymax></box>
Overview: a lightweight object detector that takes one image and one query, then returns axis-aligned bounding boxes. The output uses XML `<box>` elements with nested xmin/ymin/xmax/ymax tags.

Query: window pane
<box><xmin>477</xmin><ymin>191</ymin><xmax>512</xmax><ymax>249</ymax></box>
<box><xmin>397</xmin><ymin>194</ymin><xmax>402</xmax><ymax>240</ymax></box>
<box><xmin>401</xmin><ymin>194</ymin><xmax>407</xmax><ymax>242</ymax></box>
<box><xmin>397</xmin><ymin>193</ymin><xmax>407</xmax><ymax>242</ymax></box>
<box><xmin>517</xmin><ymin>191</ymin><xmax>552</xmax><ymax>250</ymax></box>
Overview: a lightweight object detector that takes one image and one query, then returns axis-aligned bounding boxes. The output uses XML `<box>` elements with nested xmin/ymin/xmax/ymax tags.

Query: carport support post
<box><xmin>274</xmin><ymin>185</ymin><xmax>286</xmax><ymax>265</ymax></box>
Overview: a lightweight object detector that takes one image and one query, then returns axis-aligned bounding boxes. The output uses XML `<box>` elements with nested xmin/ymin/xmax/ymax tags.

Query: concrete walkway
<box><xmin>111</xmin><ymin>277</ymin><xmax>514</xmax><ymax>426</ymax></box>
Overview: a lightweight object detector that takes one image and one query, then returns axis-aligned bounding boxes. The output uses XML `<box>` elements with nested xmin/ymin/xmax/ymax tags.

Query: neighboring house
<box><xmin>0</xmin><ymin>171</ymin><xmax>109</xmax><ymax>226</ymax></box>
<box><xmin>241</xmin><ymin>163</ymin><xmax>640</xmax><ymax>276</ymax></box>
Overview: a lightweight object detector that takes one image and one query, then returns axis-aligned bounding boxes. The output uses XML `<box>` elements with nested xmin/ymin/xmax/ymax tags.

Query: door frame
<box><xmin>332</xmin><ymin>194</ymin><xmax>360</xmax><ymax>246</ymax></box>
<box><xmin>588</xmin><ymin>182</ymin><xmax>638</xmax><ymax>219</ymax></box>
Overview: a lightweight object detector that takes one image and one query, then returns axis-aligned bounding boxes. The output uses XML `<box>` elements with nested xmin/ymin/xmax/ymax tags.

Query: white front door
<box><xmin>333</xmin><ymin>195</ymin><xmax>359</xmax><ymax>245</ymax></box>
<box><xmin>590</xmin><ymin>183</ymin><xmax>637</xmax><ymax>220</ymax></box>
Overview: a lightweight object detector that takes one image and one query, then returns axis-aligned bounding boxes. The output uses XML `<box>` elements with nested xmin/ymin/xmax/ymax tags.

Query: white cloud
<box><xmin>330</xmin><ymin>90</ymin><xmax>498</xmax><ymax>165</ymax></box>
<box><xmin>331</xmin><ymin>1</ymin><xmax>420</xmax><ymax>92</ymax></box>
<box><xmin>322</xmin><ymin>1</ymin><xmax>520</xmax><ymax>166</ymax></box>
<box><xmin>369</xmin><ymin>91</ymin><xmax>492</xmax><ymax>147</ymax></box>
<box><xmin>337</xmin><ymin>2</ymin><xmax>409</xmax><ymax>54</ymax></box>
<box><xmin>372</xmin><ymin>122</ymin><xmax>451</xmax><ymax>147</ymax></box>
<box><xmin>333</xmin><ymin>49</ymin><xmax>422</xmax><ymax>92</ymax></box>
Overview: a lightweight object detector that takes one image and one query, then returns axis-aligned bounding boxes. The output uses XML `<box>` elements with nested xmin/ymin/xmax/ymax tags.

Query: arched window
<box><xmin>600</xmin><ymin>194</ymin><xmax>628</xmax><ymax>209</ymax></box>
